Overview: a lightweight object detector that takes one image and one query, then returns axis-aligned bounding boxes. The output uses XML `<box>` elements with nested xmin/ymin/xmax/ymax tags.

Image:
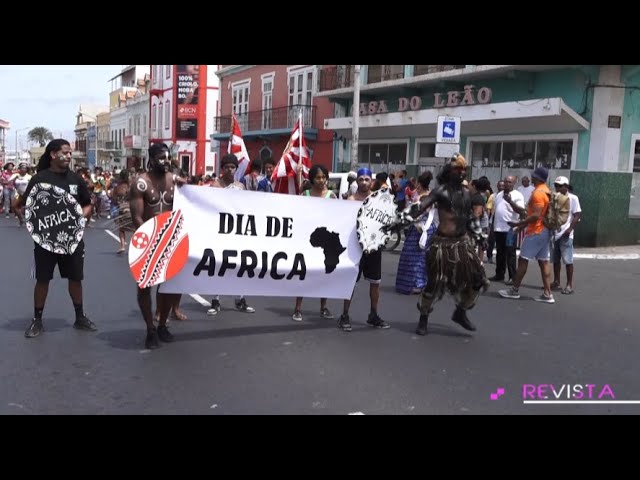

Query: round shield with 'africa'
<box><xmin>25</xmin><ymin>183</ymin><xmax>86</xmax><ymax>255</ymax></box>
<box><xmin>129</xmin><ymin>210</ymin><xmax>190</xmax><ymax>289</ymax></box>
<box><xmin>356</xmin><ymin>187</ymin><xmax>397</xmax><ymax>254</ymax></box>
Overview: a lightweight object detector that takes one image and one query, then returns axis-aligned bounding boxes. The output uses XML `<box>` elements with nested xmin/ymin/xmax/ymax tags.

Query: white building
<box><xmin>108</xmin><ymin>65</ymin><xmax>151</xmax><ymax>171</ymax></box>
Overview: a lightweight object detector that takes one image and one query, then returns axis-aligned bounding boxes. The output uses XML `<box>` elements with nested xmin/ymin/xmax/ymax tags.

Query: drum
<box><xmin>355</xmin><ymin>187</ymin><xmax>398</xmax><ymax>254</ymax></box>
<box><xmin>24</xmin><ymin>183</ymin><xmax>86</xmax><ymax>255</ymax></box>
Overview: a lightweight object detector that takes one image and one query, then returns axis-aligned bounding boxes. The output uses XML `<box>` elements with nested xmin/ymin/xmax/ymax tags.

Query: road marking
<box><xmin>103</xmin><ymin>229</ymin><xmax>209</xmax><ymax>308</ymax></box>
<box><xmin>574</xmin><ymin>254</ymin><xmax>640</xmax><ymax>260</ymax></box>
<box><xmin>348</xmin><ymin>412</ymin><xmax>365</xmax><ymax>415</ymax></box>
<box><xmin>105</xmin><ymin>230</ymin><xmax>120</xmax><ymax>242</ymax></box>
<box><xmin>190</xmin><ymin>294</ymin><xmax>211</xmax><ymax>307</ymax></box>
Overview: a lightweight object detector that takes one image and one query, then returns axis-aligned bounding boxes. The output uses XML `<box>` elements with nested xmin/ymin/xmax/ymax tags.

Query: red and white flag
<box><xmin>272</xmin><ymin>111</ymin><xmax>311</xmax><ymax>195</ymax></box>
<box><xmin>228</xmin><ymin>113</ymin><xmax>251</xmax><ymax>181</ymax></box>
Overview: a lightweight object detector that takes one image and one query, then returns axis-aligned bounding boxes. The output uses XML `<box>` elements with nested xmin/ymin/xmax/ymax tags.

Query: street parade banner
<box><xmin>156</xmin><ymin>186</ymin><xmax>363</xmax><ymax>299</ymax></box>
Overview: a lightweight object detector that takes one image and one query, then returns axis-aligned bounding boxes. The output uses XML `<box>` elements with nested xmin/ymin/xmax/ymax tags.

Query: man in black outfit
<box><xmin>19</xmin><ymin>139</ymin><xmax>97</xmax><ymax>338</ymax></box>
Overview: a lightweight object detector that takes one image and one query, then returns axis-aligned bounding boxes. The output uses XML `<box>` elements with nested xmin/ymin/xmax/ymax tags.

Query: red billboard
<box><xmin>175</xmin><ymin>65</ymin><xmax>200</xmax><ymax>140</ymax></box>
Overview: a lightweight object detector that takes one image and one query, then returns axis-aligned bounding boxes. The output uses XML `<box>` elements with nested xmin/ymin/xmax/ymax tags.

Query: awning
<box><xmin>325</xmin><ymin>98</ymin><xmax>590</xmax><ymax>140</ymax></box>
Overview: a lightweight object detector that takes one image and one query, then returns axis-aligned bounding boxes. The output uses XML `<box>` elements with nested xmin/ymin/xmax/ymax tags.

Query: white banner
<box><xmin>161</xmin><ymin>186</ymin><xmax>363</xmax><ymax>299</ymax></box>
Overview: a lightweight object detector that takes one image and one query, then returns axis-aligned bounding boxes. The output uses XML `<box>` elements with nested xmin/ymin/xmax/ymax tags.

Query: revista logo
<box><xmin>523</xmin><ymin>384</ymin><xmax>615</xmax><ymax>401</ymax></box>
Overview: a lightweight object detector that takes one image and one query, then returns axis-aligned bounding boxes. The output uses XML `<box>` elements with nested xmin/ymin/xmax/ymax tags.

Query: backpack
<box><xmin>543</xmin><ymin>192</ymin><xmax>570</xmax><ymax>231</ymax></box>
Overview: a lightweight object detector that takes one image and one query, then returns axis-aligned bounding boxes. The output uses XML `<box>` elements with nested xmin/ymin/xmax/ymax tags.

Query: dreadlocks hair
<box><xmin>37</xmin><ymin>139</ymin><xmax>71</xmax><ymax>172</ymax></box>
<box><xmin>436</xmin><ymin>163</ymin><xmax>453</xmax><ymax>185</ymax></box>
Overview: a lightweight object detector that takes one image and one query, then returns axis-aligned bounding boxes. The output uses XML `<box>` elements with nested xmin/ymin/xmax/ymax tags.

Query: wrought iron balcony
<box><xmin>414</xmin><ymin>65</ymin><xmax>466</xmax><ymax>76</ymax></box>
<box><xmin>214</xmin><ymin>104</ymin><xmax>317</xmax><ymax>134</ymax></box>
<box><xmin>318</xmin><ymin>65</ymin><xmax>354</xmax><ymax>92</ymax></box>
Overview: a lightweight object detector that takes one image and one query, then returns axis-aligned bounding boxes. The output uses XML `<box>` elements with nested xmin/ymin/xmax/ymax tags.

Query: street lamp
<box><xmin>15</xmin><ymin>127</ymin><xmax>30</xmax><ymax>164</ymax></box>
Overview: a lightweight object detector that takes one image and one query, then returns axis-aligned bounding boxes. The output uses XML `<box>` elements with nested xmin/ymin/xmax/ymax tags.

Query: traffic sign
<box><xmin>437</xmin><ymin>116</ymin><xmax>461</xmax><ymax>144</ymax></box>
<box><xmin>435</xmin><ymin>143</ymin><xmax>460</xmax><ymax>159</ymax></box>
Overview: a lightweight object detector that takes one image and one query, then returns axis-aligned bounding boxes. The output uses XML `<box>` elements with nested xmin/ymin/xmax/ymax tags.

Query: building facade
<box><xmin>108</xmin><ymin>65</ymin><xmax>150</xmax><ymax>171</ymax></box>
<box><xmin>74</xmin><ymin>105</ymin><xmax>108</xmax><ymax>167</ymax></box>
<box><xmin>317</xmin><ymin>65</ymin><xmax>640</xmax><ymax>246</ymax></box>
<box><xmin>149</xmin><ymin>65</ymin><xmax>219</xmax><ymax>176</ymax></box>
<box><xmin>211</xmin><ymin>65</ymin><xmax>335</xmax><ymax>174</ymax></box>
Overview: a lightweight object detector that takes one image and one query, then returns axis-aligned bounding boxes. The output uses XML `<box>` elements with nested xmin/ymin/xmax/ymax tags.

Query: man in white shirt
<box><xmin>517</xmin><ymin>176</ymin><xmax>535</xmax><ymax>205</ymax></box>
<box><xmin>551</xmin><ymin>176</ymin><xmax>581</xmax><ymax>294</ymax></box>
<box><xmin>490</xmin><ymin>176</ymin><xmax>525</xmax><ymax>283</ymax></box>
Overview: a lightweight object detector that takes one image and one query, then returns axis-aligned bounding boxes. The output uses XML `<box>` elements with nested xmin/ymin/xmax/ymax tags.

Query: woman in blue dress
<box><xmin>395</xmin><ymin>171</ymin><xmax>436</xmax><ymax>295</ymax></box>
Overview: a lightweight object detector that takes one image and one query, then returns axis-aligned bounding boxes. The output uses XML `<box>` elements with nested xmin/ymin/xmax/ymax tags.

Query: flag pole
<box><xmin>297</xmin><ymin>107</ymin><xmax>303</xmax><ymax>192</ymax></box>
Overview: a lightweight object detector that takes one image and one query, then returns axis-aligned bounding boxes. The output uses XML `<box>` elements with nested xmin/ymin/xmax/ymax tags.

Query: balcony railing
<box><xmin>318</xmin><ymin>65</ymin><xmax>470</xmax><ymax>92</ymax></box>
<box><xmin>414</xmin><ymin>65</ymin><xmax>466</xmax><ymax>76</ymax></box>
<box><xmin>367</xmin><ymin>65</ymin><xmax>405</xmax><ymax>84</ymax></box>
<box><xmin>214</xmin><ymin>105</ymin><xmax>317</xmax><ymax>134</ymax></box>
<box><xmin>318</xmin><ymin>65</ymin><xmax>354</xmax><ymax>92</ymax></box>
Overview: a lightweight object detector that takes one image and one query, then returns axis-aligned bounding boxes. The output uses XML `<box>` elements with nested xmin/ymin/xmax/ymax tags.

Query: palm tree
<box><xmin>28</xmin><ymin>127</ymin><xmax>54</xmax><ymax>147</ymax></box>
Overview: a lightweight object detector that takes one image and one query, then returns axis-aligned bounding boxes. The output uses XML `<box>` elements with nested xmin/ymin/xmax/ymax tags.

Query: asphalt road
<box><xmin>1</xmin><ymin>217</ymin><xmax>639</xmax><ymax>415</ymax></box>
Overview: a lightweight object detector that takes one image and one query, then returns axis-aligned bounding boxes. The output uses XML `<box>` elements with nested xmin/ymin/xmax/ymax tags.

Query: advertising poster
<box><xmin>175</xmin><ymin>65</ymin><xmax>200</xmax><ymax>140</ymax></box>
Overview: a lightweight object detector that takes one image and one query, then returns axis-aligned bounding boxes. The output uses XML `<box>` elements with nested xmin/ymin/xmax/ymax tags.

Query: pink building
<box><xmin>212</xmin><ymin>65</ymin><xmax>336</xmax><ymax>173</ymax></box>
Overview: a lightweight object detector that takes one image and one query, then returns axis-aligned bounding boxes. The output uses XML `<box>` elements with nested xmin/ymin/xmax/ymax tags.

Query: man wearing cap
<box><xmin>499</xmin><ymin>166</ymin><xmax>555</xmax><ymax>304</ymax></box>
<box><xmin>550</xmin><ymin>176</ymin><xmax>581</xmax><ymax>294</ymax></box>
<box><xmin>338</xmin><ymin>167</ymin><xmax>390</xmax><ymax>332</ymax></box>
<box><xmin>400</xmin><ymin>154</ymin><xmax>488</xmax><ymax>336</ymax></box>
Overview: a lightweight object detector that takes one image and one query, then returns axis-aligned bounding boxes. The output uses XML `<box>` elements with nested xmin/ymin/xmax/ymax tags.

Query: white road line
<box><xmin>103</xmin><ymin>229</ymin><xmax>210</xmax><ymax>308</ymax></box>
<box><xmin>574</xmin><ymin>254</ymin><xmax>640</xmax><ymax>260</ymax></box>
<box><xmin>190</xmin><ymin>294</ymin><xmax>211</xmax><ymax>307</ymax></box>
<box><xmin>104</xmin><ymin>230</ymin><xmax>120</xmax><ymax>242</ymax></box>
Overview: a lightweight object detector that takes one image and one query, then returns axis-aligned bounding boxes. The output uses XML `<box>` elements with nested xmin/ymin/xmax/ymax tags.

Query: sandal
<box><xmin>550</xmin><ymin>282</ymin><xmax>561</xmax><ymax>290</ymax></box>
<box><xmin>561</xmin><ymin>287</ymin><xmax>574</xmax><ymax>295</ymax></box>
<box><xmin>171</xmin><ymin>309</ymin><xmax>188</xmax><ymax>321</ymax></box>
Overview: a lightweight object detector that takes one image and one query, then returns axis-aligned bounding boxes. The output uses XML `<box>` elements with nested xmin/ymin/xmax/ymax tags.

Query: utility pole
<box><xmin>350</xmin><ymin>65</ymin><xmax>361</xmax><ymax>171</ymax></box>
<box><xmin>15</xmin><ymin>127</ymin><xmax>30</xmax><ymax>163</ymax></box>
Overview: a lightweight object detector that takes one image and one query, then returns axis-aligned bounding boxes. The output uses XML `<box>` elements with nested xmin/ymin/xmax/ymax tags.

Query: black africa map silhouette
<box><xmin>309</xmin><ymin>227</ymin><xmax>346</xmax><ymax>273</ymax></box>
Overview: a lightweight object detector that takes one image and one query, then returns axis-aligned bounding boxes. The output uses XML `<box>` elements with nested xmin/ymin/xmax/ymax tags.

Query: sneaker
<box><xmin>367</xmin><ymin>312</ymin><xmax>390</xmax><ymax>329</ymax></box>
<box><xmin>207</xmin><ymin>299</ymin><xmax>221</xmax><ymax>316</ymax></box>
<box><xmin>25</xmin><ymin>318</ymin><xmax>44</xmax><ymax>338</ymax></box>
<box><xmin>489</xmin><ymin>275</ymin><xmax>505</xmax><ymax>282</ymax></box>
<box><xmin>320</xmin><ymin>307</ymin><xmax>334</xmax><ymax>319</ymax></box>
<box><xmin>338</xmin><ymin>314</ymin><xmax>352</xmax><ymax>332</ymax></box>
<box><xmin>73</xmin><ymin>315</ymin><xmax>98</xmax><ymax>331</ymax></box>
<box><xmin>499</xmin><ymin>287</ymin><xmax>521</xmax><ymax>299</ymax></box>
<box><xmin>534</xmin><ymin>293</ymin><xmax>556</xmax><ymax>304</ymax></box>
<box><xmin>145</xmin><ymin>329</ymin><xmax>160</xmax><ymax>349</ymax></box>
<box><xmin>157</xmin><ymin>325</ymin><xmax>174</xmax><ymax>342</ymax></box>
<box><xmin>504</xmin><ymin>279</ymin><xmax>514</xmax><ymax>286</ymax></box>
<box><xmin>292</xmin><ymin>310</ymin><xmax>303</xmax><ymax>322</ymax></box>
<box><xmin>235</xmin><ymin>298</ymin><xmax>255</xmax><ymax>313</ymax></box>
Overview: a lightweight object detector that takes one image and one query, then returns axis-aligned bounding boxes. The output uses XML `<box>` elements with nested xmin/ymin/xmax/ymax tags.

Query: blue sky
<box><xmin>0</xmin><ymin>65</ymin><xmax>122</xmax><ymax>150</ymax></box>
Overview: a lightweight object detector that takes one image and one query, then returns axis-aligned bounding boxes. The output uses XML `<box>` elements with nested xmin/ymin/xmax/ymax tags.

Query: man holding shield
<box><xmin>338</xmin><ymin>168</ymin><xmax>391</xmax><ymax>332</ymax></box>
<box><xmin>20</xmin><ymin>139</ymin><xmax>96</xmax><ymax>338</ymax></box>
<box><xmin>130</xmin><ymin>143</ymin><xmax>186</xmax><ymax>349</ymax></box>
<box><xmin>401</xmin><ymin>154</ymin><xmax>489</xmax><ymax>336</ymax></box>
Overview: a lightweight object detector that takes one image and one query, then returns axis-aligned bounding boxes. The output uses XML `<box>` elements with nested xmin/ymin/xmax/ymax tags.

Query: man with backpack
<box><xmin>498</xmin><ymin>167</ymin><xmax>560</xmax><ymax>304</ymax></box>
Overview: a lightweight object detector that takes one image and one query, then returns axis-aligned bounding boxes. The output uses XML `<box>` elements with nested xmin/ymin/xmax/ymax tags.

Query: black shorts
<box><xmin>357</xmin><ymin>249</ymin><xmax>382</xmax><ymax>284</ymax></box>
<box><xmin>34</xmin><ymin>241</ymin><xmax>85</xmax><ymax>282</ymax></box>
